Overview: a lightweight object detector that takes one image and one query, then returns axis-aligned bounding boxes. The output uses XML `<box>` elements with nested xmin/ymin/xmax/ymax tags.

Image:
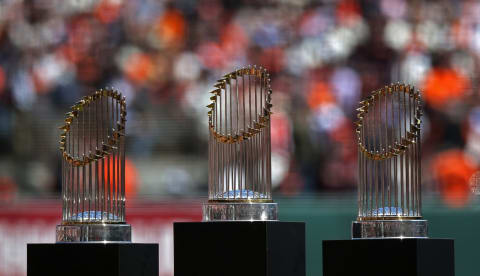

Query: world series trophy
<box><xmin>27</xmin><ymin>88</ymin><xmax>158</xmax><ymax>276</ymax></box>
<box><xmin>322</xmin><ymin>83</ymin><xmax>454</xmax><ymax>276</ymax></box>
<box><xmin>174</xmin><ymin>66</ymin><xmax>305</xmax><ymax>276</ymax></box>
<box><xmin>353</xmin><ymin>81</ymin><xmax>426</xmax><ymax>238</ymax></box>
<box><xmin>203</xmin><ymin>65</ymin><xmax>277</xmax><ymax>221</ymax></box>
<box><xmin>56</xmin><ymin>88</ymin><xmax>130</xmax><ymax>242</ymax></box>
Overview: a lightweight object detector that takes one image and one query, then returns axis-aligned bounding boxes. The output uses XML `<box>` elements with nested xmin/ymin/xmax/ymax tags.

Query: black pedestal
<box><xmin>323</xmin><ymin>239</ymin><xmax>454</xmax><ymax>276</ymax></box>
<box><xmin>174</xmin><ymin>221</ymin><xmax>305</xmax><ymax>276</ymax></box>
<box><xmin>27</xmin><ymin>243</ymin><xmax>158</xmax><ymax>276</ymax></box>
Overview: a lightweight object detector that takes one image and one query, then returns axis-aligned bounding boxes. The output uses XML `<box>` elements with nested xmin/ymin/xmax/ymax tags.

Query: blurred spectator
<box><xmin>422</xmin><ymin>66</ymin><xmax>470</xmax><ymax>110</ymax></box>
<box><xmin>431</xmin><ymin>149</ymin><xmax>477</xmax><ymax>208</ymax></box>
<box><xmin>0</xmin><ymin>0</ymin><xmax>478</xmax><ymax>205</ymax></box>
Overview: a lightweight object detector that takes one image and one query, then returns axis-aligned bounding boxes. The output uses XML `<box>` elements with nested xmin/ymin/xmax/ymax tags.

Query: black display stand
<box><xmin>27</xmin><ymin>243</ymin><xmax>159</xmax><ymax>276</ymax></box>
<box><xmin>323</xmin><ymin>239</ymin><xmax>454</xmax><ymax>276</ymax></box>
<box><xmin>174</xmin><ymin>221</ymin><xmax>305</xmax><ymax>276</ymax></box>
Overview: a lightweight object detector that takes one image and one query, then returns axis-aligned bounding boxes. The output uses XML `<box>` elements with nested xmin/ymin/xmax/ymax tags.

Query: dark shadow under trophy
<box><xmin>322</xmin><ymin>84</ymin><xmax>454</xmax><ymax>276</ymax></box>
<box><xmin>174</xmin><ymin>66</ymin><xmax>305</xmax><ymax>276</ymax></box>
<box><xmin>27</xmin><ymin>89</ymin><xmax>158</xmax><ymax>276</ymax></box>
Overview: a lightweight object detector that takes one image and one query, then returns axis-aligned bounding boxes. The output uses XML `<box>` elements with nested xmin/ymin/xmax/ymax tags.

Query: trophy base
<box><xmin>352</xmin><ymin>219</ymin><xmax>428</xmax><ymax>239</ymax></box>
<box><xmin>56</xmin><ymin>223</ymin><xmax>131</xmax><ymax>242</ymax></box>
<box><xmin>27</xmin><ymin>243</ymin><xmax>158</xmax><ymax>276</ymax></box>
<box><xmin>202</xmin><ymin>201</ymin><xmax>278</xmax><ymax>221</ymax></box>
<box><xmin>323</xmin><ymin>239</ymin><xmax>454</xmax><ymax>276</ymax></box>
<box><xmin>174</xmin><ymin>221</ymin><xmax>305</xmax><ymax>276</ymax></box>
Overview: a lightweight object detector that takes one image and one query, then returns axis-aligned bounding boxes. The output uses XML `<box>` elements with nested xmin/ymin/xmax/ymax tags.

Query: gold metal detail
<box><xmin>59</xmin><ymin>88</ymin><xmax>126</xmax><ymax>167</ymax></box>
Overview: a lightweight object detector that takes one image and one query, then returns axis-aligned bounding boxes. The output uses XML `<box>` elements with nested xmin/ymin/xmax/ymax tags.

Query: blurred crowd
<box><xmin>0</xmin><ymin>0</ymin><xmax>480</xmax><ymax>207</ymax></box>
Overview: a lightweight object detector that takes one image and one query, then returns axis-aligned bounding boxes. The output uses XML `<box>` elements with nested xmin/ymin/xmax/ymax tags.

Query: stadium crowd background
<box><xmin>0</xmin><ymin>0</ymin><xmax>480</xmax><ymax>208</ymax></box>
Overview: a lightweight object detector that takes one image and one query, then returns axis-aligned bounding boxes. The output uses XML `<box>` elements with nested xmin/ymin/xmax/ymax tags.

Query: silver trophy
<box><xmin>203</xmin><ymin>65</ymin><xmax>278</xmax><ymax>221</ymax></box>
<box><xmin>56</xmin><ymin>88</ymin><xmax>131</xmax><ymax>242</ymax></box>
<box><xmin>352</xmin><ymin>83</ymin><xmax>427</xmax><ymax>238</ymax></box>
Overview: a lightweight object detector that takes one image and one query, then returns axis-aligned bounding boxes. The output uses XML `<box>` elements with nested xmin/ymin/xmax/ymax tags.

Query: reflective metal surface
<box><xmin>352</xmin><ymin>219</ymin><xmax>428</xmax><ymax>239</ymax></box>
<box><xmin>56</xmin><ymin>223</ymin><xmax>131</xmax><ymax>242</ymax></box>
<box><xmin>203</xmin><ymin>202</ymin><xmax>278</xmax><ymax>221</ymax></box>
